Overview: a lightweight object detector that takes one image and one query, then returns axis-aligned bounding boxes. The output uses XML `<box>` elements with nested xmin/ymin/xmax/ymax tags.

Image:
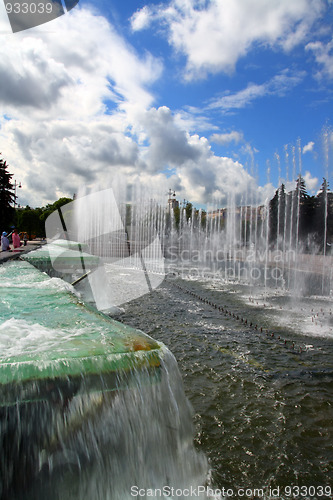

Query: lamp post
<box><xmin>13</xmin><ymin>180</ymin><xmax>22</xmax><ymax>209</ymax></box>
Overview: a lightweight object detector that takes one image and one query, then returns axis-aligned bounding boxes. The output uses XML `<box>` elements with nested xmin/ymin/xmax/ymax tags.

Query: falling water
<box><xmin>160</xmin><ymin>136</ymin><xmax>332</xmax><ymax>297</ymax></box>
<box><xmin>1</xmin><ymin>135</ymin><xmax>332</xmax><ymax>499</ymax></box>
<box><xmin>322</xmin><ymin>128</ymin><xmax>330</xmax><ymax>293</ymax></box>
<box><xmin>0</xmin><ymin>260</ymin><xmax>208</xmax><ymax>500</ymax></box>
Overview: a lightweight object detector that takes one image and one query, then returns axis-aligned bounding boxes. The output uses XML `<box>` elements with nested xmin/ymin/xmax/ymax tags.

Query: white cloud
<box><xmin>131</xmin><ymin>113</ymin><xmax>269</xmax><ymax>207</ymax></box>
<box><xmin>210</xmin><ymin>131</ymin><xmax>244</xmax><ymax>146</ymax></box>
<box><xmin>137</xmin><ymin>106</ymin><xmax>205</xmax><ymax>171</ymax></box>
<box><xmin>0</xmin><ymin>5</ymin><xmax>284</xmax><ymax>210</ymax></box>
<box><xmin>303</xmin><ymin>170</ymin><xmax>318</xmax><ymax>192</ymax></box>
<box><xmin>306</xmin><ymin>37</ymin><xmax>333</xmax><ymax>79</ymax></box>
<box><xmin>0</xmin><ymin>7</ymin><xmax>164</xmax><ymax>206</ymax></box>
<box><xmin>131</xmin><ymin>6</ymin><xmax>152</xmax><ymax>32</ymax></box>
<box><xmin>303</xmin><ymin>141</ymin><xmax>315</xmax><ymax>154</ymax></box>
<box><xmin>176</xmin><ymin>154</ymin><xmax>256</xmax><ymax>207</ymax></box>
<box><xmin>135</xmin><ymin>0</ymin><xmax>325</xmax><ymax>79</ymax></box>
<box><xmin>0</xmin><ymin>37</ymin><xmax>73</xmax><ymax>110</ymax></box>
<box><xmin>0</xmin><ymin>7</ymin><xmax>163</xmax><ymax>118</ymax></box>
<box><xmin>208</xmin><ymin>70</ymin><xmax>305</xmax><ymax>111</ymax></box>
<box><xmin>174</xmin><ymin>108</ymin><xmax>217</xmax><ymax>134</ymax></box>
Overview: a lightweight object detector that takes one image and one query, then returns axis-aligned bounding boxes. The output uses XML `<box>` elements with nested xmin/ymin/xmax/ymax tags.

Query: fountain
<box><xmin>1</xmin><ymin>130</ymin><xmax>331</xmax><ymax>497</ymax></box>
<box><xmin>164</xmin><ymin>135</ymin><xmax>332</xmax><ymax>298</ymax></box>
<box><xmin>0</xmin><ymin>184</ymin><xmax>208</xmax><ymax>499</ymax></box>
<box><xmin>21</xmin><ymin>139</ymin><xmax>331</xmax><ymax>304</ymax></box>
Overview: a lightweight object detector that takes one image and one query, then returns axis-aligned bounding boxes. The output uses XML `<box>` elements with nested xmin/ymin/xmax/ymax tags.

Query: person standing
<box><xmin>1</xmin><ymin>231</ymin><xmax>10</xmax><ymax>252</ymax></box>
<box><xmin>12</xmin><ymin>228</ymin><xmax>21</xmax><ymax>251</ymax></box>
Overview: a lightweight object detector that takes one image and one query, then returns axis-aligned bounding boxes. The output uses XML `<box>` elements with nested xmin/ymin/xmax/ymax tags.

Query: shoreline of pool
<box><xmin>0</xmin><ymin>240</ymin><xmax>47</xmax><ymax>264</ymax></box>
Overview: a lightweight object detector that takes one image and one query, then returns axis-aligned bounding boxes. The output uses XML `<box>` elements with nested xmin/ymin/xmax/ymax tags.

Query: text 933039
<box><xmin>283</xmin><ymin>485</ymin><xmax>332</xmax><ymax>498</ymax></box>
<box><xmin>5</xmin><ymin>2</ymin><xmax>54</xmax><ymax>14</ymax></box>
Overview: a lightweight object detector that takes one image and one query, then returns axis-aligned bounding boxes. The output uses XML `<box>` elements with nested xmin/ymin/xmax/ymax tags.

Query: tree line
<box><xmin>1</xmin><ymin>154</ymin><xmax>332</xmax><ymax>251</ymax></box>
<box><xmin>0</xmin><ymin>154</ymin><xmax>72</xmax><ymax>239</ymax></box>
<box><xmin>269</xmin><ymin>175</ymin><xmax>332</xmax><ymax>252</ymax></box>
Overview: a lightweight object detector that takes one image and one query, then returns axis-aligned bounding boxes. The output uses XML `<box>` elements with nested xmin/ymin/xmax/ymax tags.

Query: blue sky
<box><xmin>0</xmin><ymin>0</ymin><xmax>332</xmax><ymax>208</ymax></box>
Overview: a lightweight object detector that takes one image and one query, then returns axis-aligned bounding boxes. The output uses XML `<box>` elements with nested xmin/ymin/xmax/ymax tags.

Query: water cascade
<box><xmin>1</xmin><ymin>133</ymin><xmax>332</xmax><ymax>496</ymax></box>
<box><xmin>165</xmin><ymin>137</ymin><xmax>332</xmax><ymax>297</ymax></box>
<box><xmin>0</xmin><ymin>260</ymin><xmax>208</xmax><ymax>500</ymax></box>
<box><xmin>0</xmin><ymin>182</ymin><xmax>209</xmax><ymax>498</ymax></box>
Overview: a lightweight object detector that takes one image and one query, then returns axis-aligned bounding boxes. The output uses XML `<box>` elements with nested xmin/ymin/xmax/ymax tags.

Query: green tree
<box><xmin>315</xmin><ymin>178</ymin><xmax>333</xmax><ymax>250</ymax></box>
<box><xmin>185</xmin><ymin>202</ymin><xmax>193</xmax><ymax>221</ymax></box>
<box><xmin>17</xmin><ymin>206</ymin><xmax>35</xmax><ymax>239</ymax></box>
<box><xmin>39</xmin><ymin>197</ymin><xmax>73</xmax><ymax>238</ymax></box>
<box><xmin>0</xmin><ymin>155</ymin><xmax>16</xmax><ymax>230</ymax></box>
<box><xmin>269</xmin><ymin>184</ymin><xmax>286</xmax><ymax>245</ymax></box>
<box><xmin>40</xmin><ymin>197</ymin><xmax>73</xmax><ymax>221</ymax></box>
<box><xmin>16</xmin><ymin>206</ymin><xmax>45</xmax><ymax>239</ymax></box>
<box><xmin>288</xmin><ymin>175</ymin><xmax>313</xmax><ymax>247</ymax></box>
<box><xmin>15</xmin><ymin>198</ymin><xmax>73</xmax><ymax>239</ymax></box>
<box><xmin>295</xmin><ymin>174</ymin><xmax>308</xmax><ymax>200</ymax></box>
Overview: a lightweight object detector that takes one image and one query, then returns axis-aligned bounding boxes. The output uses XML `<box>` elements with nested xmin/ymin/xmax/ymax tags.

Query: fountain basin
<box><xmin>0</xmin><ymin>259</ymin><xmax>163</xmax><ymax>406</ymax></box>
<box><xmin>20</xmin><ymin>241</ymin><xmax>100</xmax><ymax>276</ymax></box>
<box><xmin>0</xmin><ymin>259</ymin><xmax>165</xmax><ymax>497</ymax></box>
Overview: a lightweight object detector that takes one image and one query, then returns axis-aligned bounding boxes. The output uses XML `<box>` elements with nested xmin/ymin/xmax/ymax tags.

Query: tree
<box><xmin>0</xmin><ymin>155</ymin><xmax>16</xmax><ymax>230</ymax></box>
<box><xmin>15</xmin><ymin>198</ymin><xmax>73</xmax><ymax>239</ymax></box>
<box><xmin>40</xmin><ymin>197</ymin><xmax>73</xmax><ymax>223</ymax></box>
<box><xmin>315</xmin><ymin>178</ymin><xmax>333</xmax><ymax>250</ymax></box>
<box><xmin>39</xmin><ymin>197</ymin><xmax>73</xmax><ymax>237</ymax></box>
<box><xmin>185</xmin><ymin>202</ymin><xmax>193</xmax><ymax>221</ymax></box>
<box><xmin>295</xmin><ymin>174</ymin><xmax>308</xmax><ymax>200</ymax></box>
<box><xmin>269</xmin><ymin>184</ymin><xmax>286</xmax><ymax>245</ymax></box>
<box><xmin>16</xmin><ymin>206</ymin><xmax>45</xmax><ymax>239</ymax></box>
<box><xmin>289</xmin><ymin>175</ymin><xmax>316</xmax><ymax>246</ymax></box>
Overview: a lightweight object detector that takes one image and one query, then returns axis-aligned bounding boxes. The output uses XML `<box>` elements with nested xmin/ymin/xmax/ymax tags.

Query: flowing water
<box><xmin>2</xmin><ymin>154</ymin><xmax>333</xmax><ymax>499</ymax></box>
<box><xmin>1</xmin><ymin>258</ymin><xmax>333</xmax><ymax>498</ymax></box>
<box><xmin>0</xmin><ymin>261</ymin><xmax>208</xmax><ymax>500</ymax></box>
<box><xmin>117</xmin><ymin>267</ymin><xmax>333</xmax><ymax>498</ymax></box>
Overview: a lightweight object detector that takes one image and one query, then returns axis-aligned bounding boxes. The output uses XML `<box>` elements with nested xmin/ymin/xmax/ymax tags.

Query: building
<box><xmin>207</xmin><ymin>205</ymin><xmax>266</xmax><ymax>221</ymax></box>
<box><xmin>167</xmin><ymin>189</ymin><xmax>179</xmax><ymax>211</ymax></box>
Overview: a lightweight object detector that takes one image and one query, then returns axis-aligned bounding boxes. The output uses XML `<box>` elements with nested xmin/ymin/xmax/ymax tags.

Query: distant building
<box><xmin>207</xmin><ymin>205</ymin><xmax>266</xmax><ymax>221</ymax></box>
<box><xmin>167</xmin><ymin>189</ymin><xmax>179</xmax><ymax>211</ymax></box>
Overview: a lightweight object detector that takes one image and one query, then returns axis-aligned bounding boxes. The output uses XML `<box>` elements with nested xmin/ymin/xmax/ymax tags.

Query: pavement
<box><xmin>0</xmin><ymin>240</ymin><xmax>46</xmax><ymax>264</ymax></box>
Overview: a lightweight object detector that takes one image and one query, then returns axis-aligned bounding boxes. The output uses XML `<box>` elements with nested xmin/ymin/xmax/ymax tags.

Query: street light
<box><xmin>13</xmin><ymin>180</ymin><xmax>22</xmax><ymax>208</ymax></box>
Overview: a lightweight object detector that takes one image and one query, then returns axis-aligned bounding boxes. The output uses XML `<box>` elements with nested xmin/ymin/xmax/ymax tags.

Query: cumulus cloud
<box><xmin>0</xmin><ymin>37</ymin><xmax>73</xmax><ymax>109</ymax></box>
<box><xmin>138</xmin><ymin>106</ymin><xmax>204</xmax><ymax>171</ymax></box>
<box><xmin>303</xmin><ymin>170</ymin><xmax>318</xmax><ymax>193</ymax></box>
<box><xmin>0</xmin><ymin>5</ymin><xmax>280</xmax><ymax>210</ymax></box>
<box><xmin>131</xmin><ymin>6</ymin><xmax>152</xmax><ymax>32</ymax></box>
<box><xmin>0</xmin><ymin>7</ymin><xmax>164</xmax><ymax>205</ymax></box>
<box><xmin>132</xmin><ymin>0</ymin><xmax>325</xmax><ymax>79</ymax></box>
<box><xmin>211</xmin><ymin>131</ymin><xmax>244</xmax><ymax>145</ymax></box>
<box><xmin>176</xmin><ymin>155</ymin><xmax>258</xmax><ymax>207</ymax></box>
<box><xmin>303</xmin><ymin>141</ymin><xmax>315</xmax><ymax>154</ymax></box>
<box><xmin>306</xmin><ymin>37</ymin><xmax>333</xmax><ymax>79</ymax></box>
<box><xmin>0</xmin><ymin>7</ymin><xmax>163</xmax><ymax>117</ymax></box>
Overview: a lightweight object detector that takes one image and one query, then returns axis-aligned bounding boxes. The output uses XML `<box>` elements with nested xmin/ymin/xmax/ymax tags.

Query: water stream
<box><xmin>118</xmin><ymin>270</ymin><xmax>333</xmax><ymax>497</ymax></box>
<box><xmin>2</xmin><ymin>135</ymin><xmax>333</xmax><ymax>499</ymax></box>
<box><xmin>0</xmin><ymin>261</ymin><xmax>208</xmax><ymax>500</ymax></box>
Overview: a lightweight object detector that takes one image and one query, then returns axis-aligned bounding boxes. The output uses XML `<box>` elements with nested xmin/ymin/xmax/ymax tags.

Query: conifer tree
<box><xmin>269</xmin><ymin>184</ymin><xmax>286</xmax><ymax>244</ymax></box>
<box><xmin>295</xmin><ymin>174</ymin><xmax>308</xmax><ymax>200</ymax></box>
<box><xmin>0</xmin><ymin>155</ymin><xmax>16</xmax><ymax>230</ymax></box>
<box><xmin>316</xmin><ymin>178</ymin><xmax>332</xmax><ymax>249</ymax></box>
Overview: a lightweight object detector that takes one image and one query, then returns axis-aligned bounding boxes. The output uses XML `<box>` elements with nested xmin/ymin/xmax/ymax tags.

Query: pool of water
<box><xmin>118</xmin><ymin>272</ymin><xmax>333</xmax><ymax>498</ymax></box>
<box><xmin>1</xmin><ymin>258</ymin><xmax>332</xmax><ymax>499</ymax></box>
<box><xmin>0</xmin><ymin>261</ymin><xmax>208</xmax><ymax>499</ymax></box>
